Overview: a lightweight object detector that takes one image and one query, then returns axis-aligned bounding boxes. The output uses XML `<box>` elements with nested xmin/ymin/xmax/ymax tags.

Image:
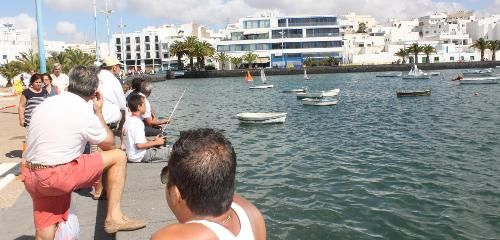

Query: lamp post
<box><xmin>118</xmin><ymin>18</ymin><xmax>127</xmax><ymax>71</ymax></box>
<box><xmin>99</xmin><ymin>0</ymin><xmax>113</xmax><ymax>56</ymax></box>
<box><xmin>93</xmin><ymin>0</ymin><xmax>100</xmax><ymax>62</ymax></box>
<box><xmin>35</xmin><ymin>0</ymin><xmax>46</xmax><ymax>72</ymax></box>
<box><xmin>280</xmin><ymin>29</ymin><xmax>285</xmax><ymax>68</ymax></box>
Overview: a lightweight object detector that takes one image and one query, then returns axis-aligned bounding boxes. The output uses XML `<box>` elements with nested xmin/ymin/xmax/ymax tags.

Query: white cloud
<box><xmin>55</xmin><ymin>21</ymin><xmax>85</xmax><ymax>42</ymax></box>
<box><xmin>44</xmin><ymin>0</ymin><xmax>90</xmax><ymax>12</ymax></box>
<box><xmin>0</xmin><ymin>13</ymin><xmax>37</xmax><ymax>35</ymax></box>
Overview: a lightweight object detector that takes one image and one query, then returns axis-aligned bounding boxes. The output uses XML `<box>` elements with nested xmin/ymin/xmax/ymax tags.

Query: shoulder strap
<box><xmin>231</xmin><ymin>203</ymin><xmax>255</xmax><ymax>240</ymax></box>
<box><xmin>187</xmin><ymin>220</ymin><xmax>236</xmax><ymax>240</ymax></box>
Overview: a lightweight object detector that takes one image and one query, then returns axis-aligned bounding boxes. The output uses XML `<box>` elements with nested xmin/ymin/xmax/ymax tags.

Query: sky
<box><xmin>0</xmin><ymin>0</ymin><xmax>498</xmax><ymax>44</ymax></box>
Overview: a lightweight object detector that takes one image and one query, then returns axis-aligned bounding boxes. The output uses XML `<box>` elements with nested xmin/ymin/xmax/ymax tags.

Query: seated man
<box><xmin>22</xmin><ymin>66</ymin><xmax>146</xmax><ymax>239</ymax></box>
<box><xmin>123</xmin><ymin>94</ymin><xmax>169</xmax><ymax>163</ymax></box>
<box><xmin>151</xmin><ymin>128</ymin><xmax>266</xmax><ymax>240</ymax></box>
<box><xmin>134</xmin><ymin>80</ymin><xmax>170</xmax><ymax>136</ymax></box>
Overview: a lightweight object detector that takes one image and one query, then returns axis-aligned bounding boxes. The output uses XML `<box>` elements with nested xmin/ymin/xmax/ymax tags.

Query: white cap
<box><xmin>101</xmin><ymin>56</ymin><xmax>124</xmax><ymax>67</ymax></box>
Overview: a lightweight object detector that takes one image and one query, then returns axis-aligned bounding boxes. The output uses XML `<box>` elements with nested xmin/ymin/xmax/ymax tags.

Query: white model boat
<box><xmin>321</xmin><ymin>89</ymin><xmax>340</xmax><ymax>97</ymax></box>
<box><xmin>429</xmin><ymin>72</ymin><xmax>440</xmax><ymax>76</ymax></box>
<box><xmin>304</xmin><ymin>68</ymin><xmax>310</xmax><ymax>80</ymax></box>
<box><xmin>296</xmin><ymin>92</ymin><xmax>323</xmax><ymax>99</ymax></box>
<box><xmin>249</xmin><ymin>69</ymin><xmax>273</xmax><ymax>89</ymax></box>
<box><xmin>302</xmin><ymin>98</ymin><xmax>338</xmax><ymax>106</ymax></box>
<box><xmin>402</xmin><ymin>65</ymin><xmax>431</xmax><ymax>79</ymax></box>
<box><xmin>462</xmin><ymin>68</ymin><xmax>493</xmax><ymax>77</ymax></box>
<box><xmin>459</xmin><ymin>76</ymin><xmax>500</xmax><ymax>84</ymax></box>
<box><xmin>375</xmin><ymin>72</ymin><xmax>402</xmax><ymax>77</ymax></box>
<box><xmin>236</xmin><ymin>112</ymin><xmax>287</xmax><ymax>124</ymax></box>
<box><xmin>282</xmin><ymin>87</ymin><xmax>307</xmax><ymax>93</ymax></box>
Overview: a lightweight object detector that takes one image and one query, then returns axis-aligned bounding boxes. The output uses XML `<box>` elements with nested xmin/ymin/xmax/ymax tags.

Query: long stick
<box><xmin>168</xmin><ymin>89</ymin><xmax>187</xmax><ymax>121</ymax></box>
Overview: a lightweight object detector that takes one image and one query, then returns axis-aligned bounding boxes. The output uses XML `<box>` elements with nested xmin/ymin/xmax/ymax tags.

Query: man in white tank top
<box><xmin>151</xmin><ymin>128</ymin><xmax>266</xmax><ymax>240</ymax></box>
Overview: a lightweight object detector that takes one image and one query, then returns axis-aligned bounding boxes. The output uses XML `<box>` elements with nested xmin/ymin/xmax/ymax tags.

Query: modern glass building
<box><xmin>217</xmin><ymin>15</ymin><xmax>343</xmax><ymax>68</ymax></box>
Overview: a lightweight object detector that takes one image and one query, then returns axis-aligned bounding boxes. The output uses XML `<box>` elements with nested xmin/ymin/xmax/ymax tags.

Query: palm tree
<box><xmin>194</xmin><ymin>41</ymin><xmax>215</xmax><ymax>70</ymax></box>
<box><xmin>487</xmin><ymin>40</ymin><xmax>500</xmax><ymax>61</ymax></box>
<box><xmin>184</xmin><ymin>36</ymin><xmax>199</xmax><ymax>71</ymax></box>
<box><xmin>47</xmin><ymin>51</ymin><xmax>68</xmax><ymax>73</ymax></box>
<box><xmin>64</xmin><ymin>48</ymin><xmax>95</xmax><ymax>69</ymax></box>
<box><xmin>356</xmin><ymin>22</ymin><xmax>367</xmax><ymax>33</ymax></box>
<box><xmin>230</xmin><ymin>57</ymin><xmax>242</xmax><ymax>69</ymax></box>
<box><xmin>215</xmin><ymin>51</ymin><xmax>230</xmax><ymax>70</ymax></box>
<box><xmin>242</xmin><ymin>51</ymin><xmax>258</xmax><ymax>69</ymax></box>
<box><xmin>471</xmin><ymin>38</ymin><xmax>488</xmax><ymax>61</ymax></box>
<box><xmin>169</xmin><ymin>40</ymin><xmax>186</xmax><ymax>70</ymax></box>
<box><xmin>408</xmin><ymin>43</ymin><xmax>424</xmax><ymax>65</ymax></box>
<box><xmin>0</xmin><ymin>61</ymin><xmax>23</xmax><ymax>87</ymax></box>
<box><xmin>394</xmin><ymin>48</ymin><xmax>410</xmax><ymax>64</ymax></box>
<box><xmin>422</xmin><ymin>45</ymin><xmax>435</xmax><ymax>64</ymax></box>
<box><xmin>303</xmin><ymin>57</ymin><xmax>314</xmax><ymax>67</ymax></box>
<box><xmin>18</xmin><ymin>50</ymin><xmax>39</xmax><ymax>72</ymax></box>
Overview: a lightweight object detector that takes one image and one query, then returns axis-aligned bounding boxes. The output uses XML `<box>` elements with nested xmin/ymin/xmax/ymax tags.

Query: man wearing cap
<box><xmin>92</xmin><ymin>56</ymin><xmax>128</xmax><ymax>199</ymax></box>
<box><xmin>51</xmin><ymin>63</ymin><xmax>69</xmax><ymax>93</ymax></box>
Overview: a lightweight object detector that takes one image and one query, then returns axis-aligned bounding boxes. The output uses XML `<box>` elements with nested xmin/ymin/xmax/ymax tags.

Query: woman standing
<box><xmin>18</xmin><ymin>73</ymin><xmax>48</xmax><ymax>127</ymax></box>
<box><xmin>42</xmin><ymin>73</ymin><xmax>59</xmax><ymax>96</ymax></box>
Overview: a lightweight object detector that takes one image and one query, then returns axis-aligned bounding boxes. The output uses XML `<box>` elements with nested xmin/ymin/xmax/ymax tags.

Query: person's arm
<box><xmin>93</xmin><ymin>91</ymin><xmax>115</xmax><ymax>150</ymax></box>
<box><xmin>18</xmin><ymin>94</ymin><xmax>27</xmax><ymax>127</ymax></box>
<box><xmin>136</xmin><ymin>135</ymin><xmax>164</xmax><ymax>149</ymax></box>
<box><xmin>143</xmin><ymin>117</ymin><xmax>170</xmax><ymax>127</ymax></box>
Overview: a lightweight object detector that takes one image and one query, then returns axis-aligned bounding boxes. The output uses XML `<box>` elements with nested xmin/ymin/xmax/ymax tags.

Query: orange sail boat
<box><xmin>244</xmin><ymin>71</ymin><xmax>253</xmax><ymax>81</ymax></box>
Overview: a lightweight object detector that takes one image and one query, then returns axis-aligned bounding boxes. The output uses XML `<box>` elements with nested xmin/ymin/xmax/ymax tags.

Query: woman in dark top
<box><xmin>42</xmin><ymin>73</ymin><xmax>59</xmax><ymax>97</ymax></box>
<box><xmin>18</xmin><ymin>73</ymin><xmax>48</xmax><ymax>127</ymax></box>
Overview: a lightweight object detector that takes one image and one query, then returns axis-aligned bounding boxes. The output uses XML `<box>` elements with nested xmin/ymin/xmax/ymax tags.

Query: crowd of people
<box><xmin>19</xmin><ymin>56</ymin><xmax>266</xmax><ymax>239</ymax></box>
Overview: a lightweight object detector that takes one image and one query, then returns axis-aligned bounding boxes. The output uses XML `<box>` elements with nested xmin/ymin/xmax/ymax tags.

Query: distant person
<box><xmin>125</xmin><ymin>78</ymin><xmax>145</xmax><ymax>100</ymax></box>
<box><xmin>134</xmin><ymin>80</ymin><xmax>170</xmax><ymax>136</ymax></box>
<box><xmin>42</xmin><ymin>73</ymin><xmax>59</xmax><ymax>96</ymax></box>
<box><xmin>22</xmin><ymin>66</ymin><xmax>146</xmax><ymax>239</ymax></box>
<box><xmin>151</xmin><ymin>128</ymin><xmax>266</xmax><ymax>240</ymax></box>
<box><xmin>51</xmin><ymin>63</ymin><xmax>69</xmax><ymax>93</ymax></box>
<box><xmin>122</xmin><ymin>95</ymin><xmax>169</xmax><ymax>163</ymax></box>
<box><xmin>18</xmin><ymin>73</ymin><xmax>47</xmax><ymax>128</ymax></box>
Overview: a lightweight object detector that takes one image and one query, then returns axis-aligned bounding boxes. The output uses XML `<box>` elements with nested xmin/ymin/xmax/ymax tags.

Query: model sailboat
<box><xmin>245</xmin><ymin>71</ymin><xmax>253</xmax><ymax>81</ymax></box>
<box><xmin>249</xmin><ymin>69</ymin><xmax>273</xmax><ymax>89</ymax></box>
<box><xmin>304</xmin><ymin>68</ymin><xmax>310</xmax><ymax>80</ymax></box>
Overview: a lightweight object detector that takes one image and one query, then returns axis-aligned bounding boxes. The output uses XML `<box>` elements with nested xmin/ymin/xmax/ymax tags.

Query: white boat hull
<box><xmin>302</xmin><ymin>98</ymin><xmax>338</xmax><ymax>106</ymax></box>
<box><xmin>249</xmin><ymin>85</ymin><xmax>274</xmax><ymax>89</ymax></box>
<box><xmin>322</xmin><ymin>89</ymin><xmax>340</xmax><ymax>97</ymax></box>
<box><xmin>402</xmin><ymin>75</ymin><xmax>431</xmax><ymax>79</ymax></box>
<box><xmin>282</xmin><ymin>88</ymin><xmax>306</xmax><ymax>93</ymax></box>
<box><xmin>376</xmin><ymin>72</ymin><xmax>402</xmax><ymax>77</ymax></box>
<box><xmin>296</xmin><ymin>92</ymin><xmax>323</xmax><ymax>99</ymax></box>
<box><xmin>459</xmin><ymin>77</ymin><xmax>500</xmax><ymax>84</ymax></box>
<box><xmin>236</xmin><ymin>112</ymin><xmax>287</xmax><ymax>124</ymax></box>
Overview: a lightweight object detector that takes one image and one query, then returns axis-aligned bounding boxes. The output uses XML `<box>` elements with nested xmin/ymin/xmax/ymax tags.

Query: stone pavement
<box><xmin>0</xmin><ymin>89</ymin><xmax>177</xmax><ymax>239</ymax></box>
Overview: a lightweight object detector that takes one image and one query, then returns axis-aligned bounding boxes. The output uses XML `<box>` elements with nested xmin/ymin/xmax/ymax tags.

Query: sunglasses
<box><xmin>160</xmin><ymin>165</ymin><xmax>169</xmax><ymax>184</ymax></box>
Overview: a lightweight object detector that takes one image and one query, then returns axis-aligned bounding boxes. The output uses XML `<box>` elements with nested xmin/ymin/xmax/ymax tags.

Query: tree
<box><xmin>395</xmin><ymin>48</ymin><xmax>410</xmax><ymax>64</ymax></box>
<box><xmin>422</xmin><ymin>45</ymin><xmax>435</xmax><ymax>64</ymax></box>
<box><xmin>18</xmin><ymin>49</ymin><xmax>39</xmax><ymax>72</ymax></box>
<box><xmin>356</xmin><ymin>22</ymin><xmax>367</xmax><ymax>33</ymax></box>
<box><xmin>215</xmin><ymin>51</ymin><xmax>230</xmax><ymax>70</ymax></box>
<box><xmin>487</xmin><ymin>40</ymin><xmax>500</xmax><ymax>61</ymax></box>
<box><xmin>242</xmin><ymin>51</ymin><xmax>258</xmax><ymax>69</ymax></box>
<box><xmin>303</xmin><ymin>58</ymin><xmax>314</xmax><ymax>67</ymax></box>
<box><xmin>408</xmin><ymin>43</ymin><xmax>424</xmax><ymax>64</ymax></box>
<box><xmin>230</xmin><ymin>57</ymin><xmax>242</xmax><ymax>69</ymax></box>
<box><xmin>184</xmin><ymin>36</ymin><xmax>199</xmax><ymax>71</ymax></box>
<box><xmin>471</xmin><ymin>38</ymin><xmax>488</xmax><ymax>61</ymax></box>
<box><xmin>195</xmin><ymin>41</ymin><xmax>215</xmax><ymax>70</ymax></box>
<box><xmin>0</xmin><ymin>61</ymin><xmax>22</xmax><ymax>87</ymax></box>
<box><xmin>169</xmin><ymin>40</ymin><xmax>186</xmax><ymax>70</ymax></box>
<box><xmin>64</xmin><ymin>48</ymin><xmax>94</xmax><ymax>70</ymax></box>
<box><xmin>47</xmin><ymin>51</ymin><xmax>68</xmax><ymax>73</ymax></box>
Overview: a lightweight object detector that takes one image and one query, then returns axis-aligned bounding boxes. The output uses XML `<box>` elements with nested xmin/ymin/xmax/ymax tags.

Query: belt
<box><xmin>25</xmin><ymin>161</ymin><xmax>70</xmax><ymax>170</ymax></box>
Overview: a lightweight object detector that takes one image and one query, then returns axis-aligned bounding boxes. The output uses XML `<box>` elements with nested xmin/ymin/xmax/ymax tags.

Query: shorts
<box><xmin>22</xmin><ymin>153</ymin><xmax>103</xmax><ymax>230</ymax></box>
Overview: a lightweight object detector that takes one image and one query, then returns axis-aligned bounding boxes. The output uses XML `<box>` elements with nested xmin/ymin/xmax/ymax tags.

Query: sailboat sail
<box><xmin>260</xmin><ymin>69</ymin><xmax>267</xmax><ymax>83</ymax></box>
<box><xmin>245</xmin><ymin>71</ymin><xmax>253</xmax><ymax>81</ymax></box>
<box><xmin>304</xmin><ymin>68</ymin><xmax>310</xmax><ymax>80</ymax></box>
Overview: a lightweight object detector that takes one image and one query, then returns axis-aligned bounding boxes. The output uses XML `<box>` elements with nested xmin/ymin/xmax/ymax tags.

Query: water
<box><xmin>149</xmin><ymin>70</ymin><xmax>500</xmax><ymax>240</ymax></box>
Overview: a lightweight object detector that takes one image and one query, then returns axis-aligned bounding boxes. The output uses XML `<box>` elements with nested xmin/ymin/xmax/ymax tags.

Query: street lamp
<box><xmin>35</xmin><ymin>0</ymin><xmax>46</xmax><ymax>72</ymax></box>
<box><xmin>93</xmin><ymin>0</ymin><xmax>100</xmax><ymax>62</ymax></box>
<box><xmin>279</xmin><ymin>29</ymin><xmax>285</xmax><ymax>68</ymax></box>
<box><xmin>118</xmin><ymin>18</ymin><xmax>127</xmax><ymax>72</ymax></box>
<box><xmin>99</xmin><ymin>0</ymin><xmax>113</xmax><ymax>56</ymax></box>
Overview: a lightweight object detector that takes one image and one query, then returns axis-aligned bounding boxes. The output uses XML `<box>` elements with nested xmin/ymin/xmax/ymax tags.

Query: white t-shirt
<box><xmin>140</xmin><ymin>93</ymin><xmax>152</xmax><ymax>119</ymax></box>
<box><xmin>51</xmin><ymin>73</ymin><xmax>69</xmax><ymax>93</ymax></box>
<box><xmin>123</xmin><ymin>115</ymin><xmax>147</xmax><ymax>162</ymax></box>
<box><xmin>24</xmin><ymin>92</ymin><xmax>107</xmax><ymax>165</ymax></box>
<box><xmin>97</xmin><ymin>69</ymin><xmax>127</xmax><ymax>124</ymax></box>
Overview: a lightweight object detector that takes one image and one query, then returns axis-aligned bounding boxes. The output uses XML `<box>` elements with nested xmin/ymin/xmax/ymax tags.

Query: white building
<box><xmin>217</xmin><ymin>14</ymin><xmax>343</xmax><ymax>68</ymax></box>
<box><xmin>0</xmin><ymin>23</ymin><xmax>31</xmax><ymax>65</ymax></box>
<box><xmin>111</xmin><ymin>23</ymin><xmax>221</xmax><ymax>72</ymax></box>
<box><xmin>467</xmin><ymin>15</ymin><xmax>500</xmax><ymax>41</ymax></box>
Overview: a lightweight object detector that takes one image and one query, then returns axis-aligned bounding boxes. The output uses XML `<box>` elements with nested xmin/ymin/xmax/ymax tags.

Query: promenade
<box><xmin>0</xmin><ymin>90</ymin><xmax>176</xmax><ymax>239</ymax></box>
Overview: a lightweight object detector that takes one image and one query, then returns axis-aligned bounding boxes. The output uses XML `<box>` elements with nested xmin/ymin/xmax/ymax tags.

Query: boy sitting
<box><xmin>122</xmin><ymin>94</ymin><xmax>169</xmax><ymax>163</ymax></box>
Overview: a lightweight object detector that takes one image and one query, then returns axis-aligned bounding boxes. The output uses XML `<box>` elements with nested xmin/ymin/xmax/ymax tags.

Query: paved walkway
<box><xmin>0</xmin><ymin>89</ymin><xmax>176</xmax><ymax>239</ymax></box>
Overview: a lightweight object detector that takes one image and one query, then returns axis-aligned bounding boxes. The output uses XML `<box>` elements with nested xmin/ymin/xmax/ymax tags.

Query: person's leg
<box><xmin>99</xmin><ymin>149</ymin><xmax>146</xmax><ymax>233</ymax></box>
<box><xmin>141</xmin><ymin>147</ymin><xmax>170</xmax><ymax>163</ymax></box>
<box><xmin>144</xmin><ymin>126</ymin><xmax>162</xmax><ymax>137</ymax></box>
<box><xmin>35</xmin><ymin>224</ymin><xmax>57</xmax><ymax>240</ymax></box>
<box><xmin>92</xmin><ymin>145</ymin><xmax>104</xmax><ymax>200</ymax></box>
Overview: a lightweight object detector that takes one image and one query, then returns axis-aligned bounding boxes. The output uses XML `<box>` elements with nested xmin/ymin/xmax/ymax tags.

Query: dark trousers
<box><xmin>145</xmin><ymin>126</ymin><xmax>162</xmax><ymax>136</ymax></box>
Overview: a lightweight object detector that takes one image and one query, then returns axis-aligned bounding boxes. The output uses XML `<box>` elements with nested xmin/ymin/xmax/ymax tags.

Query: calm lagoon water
<box><xmin>149</xmin><ymin>70</ymin><xmax>500</xmax><ymax>240</ymax></box>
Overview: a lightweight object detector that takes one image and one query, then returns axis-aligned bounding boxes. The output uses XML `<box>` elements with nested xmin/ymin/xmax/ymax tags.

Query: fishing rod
<box><xmin>162</xmin><ymin>89</ymin><xmax>187</xmax><ymax>136</ymax></box>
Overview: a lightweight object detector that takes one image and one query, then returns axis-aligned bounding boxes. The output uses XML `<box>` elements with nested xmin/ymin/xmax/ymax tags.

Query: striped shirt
<box><xmin>22</xmin><ymin>89</ymin><xmax>47</xmax><ymax>127</ymax></box>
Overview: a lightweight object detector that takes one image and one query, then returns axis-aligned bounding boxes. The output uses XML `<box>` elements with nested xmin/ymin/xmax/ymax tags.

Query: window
<box><xmin>135</xmin><ymin>37</ymin><xmax>140</xmax><ymax>43</ymax></box>
<box><xmin>126</xmin><ymin>53</ymin><xmax>131</xmax><ymax>59</ymax></box>
<box><xmin>116</xmin><ymin>54</ymin><xmax>121</xmax><ymax>60</ymax></box>
<box><xmin>450</xmin><ymin>56</ymin><xmax>455</xmax><ymax>61</ymax></box>
<box><xmin>126</xmin><ymin>45</ymin><xmax>131</xmax><ymax>51</ymax></box>
<box><xmin>146</xmin><ymin>44</ymin><xmax>150</xmax><ymax>50</ymax></box>
<box><xmin>306</xmin><ymin>28</ymin><xmax>339</xmax><ymax>37</ymax></box>
<box><xmin>272</xmin><ymin>29</ymin><xmax>303</xmax><ymax>39</ymax></box>
<box><xmin>243</xmin><ymin>20</ymin><xmax>270</xmax><ymax>29</ymax></box>
<box><xmin>434</xmin><ymin>57</ymin><xmax>439</xmax><ymax>63</ymax></box>
<box><xmin>146</xmin><ymin>52</ymin><xmax>151</xmax><ymax>58</ymax></box>
<box><xmin>156</xmin><ymin>52</ymin><xmax>160</xmax><ymax>58</ymax></box>
<box><xmin>2</xmin><ymin>55</ymin><xmax>7</xmax><ymax>59</ymax></box>
<box><xmin>116</xmin><ymin>46</ymin><xmax>121</xmax><ymax>52</ymax></box>
<box><xmin>145</xmin><ymin>36</ymin><xmax>150</xmax><ymax>42</ymax></box>
<box><xmin>155</xmin><ymin>36</ymin><xmax>159</xmax><ymax>42</ymax></box>
<box><xmin>116</xmin><ymin>38</ymin><xmax>121</xmax><ymax>44</ymax></box>
<box><xmin>136</xmin><ymin>53</ymin><xmax>141</xmax><ymax>59</ymax></box>
<box><xmin>126</xmin><ymin>37</ymin><xmax>130</xmax><ymax>44</ymax></box>
<box><xmin>470</xmin><ymin>56</ymin><xmax>474</xmax><ymax>61</ymax></box>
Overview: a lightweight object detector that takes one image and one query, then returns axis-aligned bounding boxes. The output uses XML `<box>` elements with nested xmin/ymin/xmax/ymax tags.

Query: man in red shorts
<box><xmin>22</xmin><ymin>66</ymin><xmax>146</xmax><ymax>239</ymax></box>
